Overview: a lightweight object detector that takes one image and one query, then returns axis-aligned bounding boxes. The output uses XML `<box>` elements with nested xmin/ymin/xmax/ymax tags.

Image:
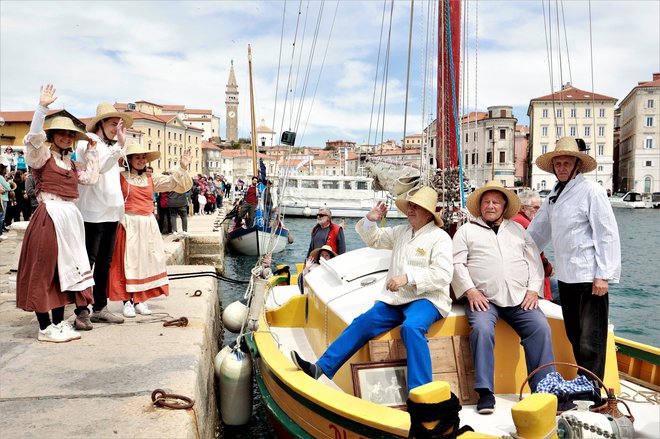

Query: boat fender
<box><xmin>287</xmin><ymin>231</ymin><xmax>294</xmax><ymax>244</ymax></box>
<box><xmin>213</xmin><ymin>342</ymin><xmax>236</xmax><ymax>380</ymax></box>
<box><xmin>511</xmin><ymin>393</ymin><xmax>558</xmax><ymax>439</ymax></box>
<box><xmin>219</xmin><ymin>349</ymin><xmax>253</xmax><ymax>426</ymax></box>
<box><xmin>407</xmin><ymin>381</ymin><xmax>475</xmax><ymax>438</ymax></box>
<box><xmin>247</xmin><ymin>277</ymin><xmax>267</xmax><ymax>331</ymax></box>
<box><xmin>303</xmin><ymin>206</ymin><xmax>312</xmax><ymax>217</ymax></box>
<box><xmin>222</xmin><ymin>301</ymin><xmax>248</xmax><ymax>333</ymax></box>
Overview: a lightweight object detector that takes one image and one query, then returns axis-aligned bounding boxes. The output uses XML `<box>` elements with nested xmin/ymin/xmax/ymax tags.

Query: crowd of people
<box><xmin>294</xmin><ymin>136</ymin><xmax>620</xmax><ymax>414</ymax></box>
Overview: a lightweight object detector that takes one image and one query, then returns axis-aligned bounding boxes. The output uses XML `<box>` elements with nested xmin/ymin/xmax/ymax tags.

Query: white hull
<box><xmin>609</xmin><ymin>192</ymin><xmax>652</xmax><ymax>209</ymax></box>
<box><xmin>281</xmin><ymin>203</ymin><xmax>405</xmax><ymax>218</ymax></box>
<box><xmin>228</xmin><ymin>226</ymin><xmax>289</xmax><ymax>256</ymax></box>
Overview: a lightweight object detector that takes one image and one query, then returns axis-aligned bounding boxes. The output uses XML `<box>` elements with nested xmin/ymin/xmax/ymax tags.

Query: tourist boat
<box><xmin>609</xmin><ymin>192</ymin><xmax>652</xmax><ymax>209</ymax></box>
<box><xmin>246</xmin><ymin>247</ymin><xmax>658</xmax><ymax>438</ymax></box>
<box><xmin>279</xmin><ymin>174</ymin><xmax>405</xmax><ymax>219</ymax></box>
<box><xmin>226</xmin><ymin>220</ymin><xmax>290</xmax><ymax>256</ymax></box>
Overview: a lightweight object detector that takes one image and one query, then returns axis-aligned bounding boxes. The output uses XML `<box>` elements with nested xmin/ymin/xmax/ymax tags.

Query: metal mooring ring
<box><xmin>192</xmin><ymin>290</ymin><xmax>202</xmax><ymax>297</ymax></box>
<box><xmin>163</xmin><ymin>317</ymin><xmax>189</xmax><ymax>327</ymax></box>
<box><xmin>151</xmin><ymin>388</ymin><xmax>195</xmax><ymax>410</ymax></box>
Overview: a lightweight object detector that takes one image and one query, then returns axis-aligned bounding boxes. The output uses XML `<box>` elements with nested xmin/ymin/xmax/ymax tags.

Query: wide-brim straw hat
<box><xmin>466</xmin><ymin>181</ymin><xmax>520</xmax><ymax>219</ymax></box>
<box><xmin>44</xmin><ymin>116</ymin><xmax>89</xmax><ymax>142</ymax></box>
<box><xmin>125</xmin><ymin>143</ymin><xmax>160</xmax><ymax>162</ymax></box>
<box><xmin>536</xmin><ymin>136</ymin><xmax>597</xmax><ymax>174</ymax></box>
<box><xmin>309</xmin><ymin>244</ymin><xmax>337</xmax><ymax>261</ymax></box>
<box><xmin>394</xmin><ymin>186</ymin><xmax>444</xmax><ymax>227</ymax></box>
<box><xmin>86</xmin><ymin>102</ymin><xmax>134</xmax><ymax>132</ymax></box>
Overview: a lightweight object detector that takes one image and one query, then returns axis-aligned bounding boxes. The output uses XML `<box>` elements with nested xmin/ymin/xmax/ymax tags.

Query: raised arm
<box><xmin>23</xmin><ymin>85</ymin><xmax>58</xmax><ymax>170</ymax></box>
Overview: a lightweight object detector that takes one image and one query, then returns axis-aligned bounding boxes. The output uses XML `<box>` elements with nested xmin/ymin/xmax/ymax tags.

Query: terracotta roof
<box><xmin>186</xmin><ymin>109</ymin><xmax>212</xmax><ymax>114</ymax></box>
<box><xmin>114</xmin><ymin>103</ymin><xmax>129</xmax><ymax>110</ymax></box>
<box><xmin>404</xmin><ymin>134</ymin><xmax>423</xmax><ymax>138</ymax></box>
<box><xmin>0</xmin><ymin>109</ymin><xmax>74</xmax><ymax>123</ymax></box>
<box><xmin>201</xmin><ymin>140</ymin><xmax>221</xmax><ymax>150</ymax></box>
<box><xmin>135</xmin><ymin>100</ymin><xmax>163</xmax><ymax>107</ymax></box>
<box><xmin>461</xmin><ymin>112</ymin><xmax>488</xmax><ymax>123</ymax></box>
<box><xmin>531</xmin><ymin>85</ymin><xmax>616</xmax><ymax>102</ymax></box>
<box><xmin>636</xmin><ymin>73</ymin><xmax>660</xmax><ymax>87</ymax></box>
<box><xmin>161</xmin><ymin>104</ymin><xmax>185</xmax><ymax>111</ymax></box>
<box><xmin>184</xmin><ymin>117</ymin><xmax>212</xmax><ymax>122</ymax></box>
<box><xmin>374</xmin><ymin>149</ymin><xmax>421</xmax><ymax>156</ymax></box>
<box><xmin>220</xmin><ymin>149</ymin><xmax>271</xmax><ymax>159</ymax></box>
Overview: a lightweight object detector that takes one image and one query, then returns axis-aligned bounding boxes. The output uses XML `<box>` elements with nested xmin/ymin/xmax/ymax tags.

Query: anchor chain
<box><xmin>563</xmin><ymin>414</ymin><xmax>619</xmax><ymax>439</ymax></box>
<box><xmin>163</xmin><ymin>317</ymin><xmax>189</xmax><ymax>327</ymax></box>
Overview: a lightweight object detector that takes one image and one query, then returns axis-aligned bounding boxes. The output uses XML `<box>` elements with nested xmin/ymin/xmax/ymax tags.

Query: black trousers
<box><xmin>84</xmin><ymin>221</ymin><xmax>118</xmax><ymax>312</ymax></box>
<box><xmin>558</xmin><ymin>281</ymin><xmax>609</xmax><ymax>380</ymax></box>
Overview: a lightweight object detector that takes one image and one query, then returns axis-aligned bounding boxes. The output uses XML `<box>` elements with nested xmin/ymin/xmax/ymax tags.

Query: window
<box><xmin>168</xmin><ymin>132</ymin><xmax>171</xmax><ymax>140</ymax></box>
<box><xmin>597</xmin><ymin>165</ymin><xmax>603</xmax><ymax>172</ymax></box>
<box><xmin>570</xmin><ymin>126</ymin><xmax>577</xmax><ymax>136</ymax></box>
<box><xmin>357</xmin><ymin>181</ymin><xmax>368</xmax><ymax>190</ymax></box>
<box><xmin>556</xmin><ymin>109</ymin><xmax>562</xmax><ymax>118</ymax></box>
<box><xmin>344</xmin><ymin>181</ymin><xmax>352</xmax><ymax>190</ymax></box>
<box><xmin>465</xmin><ymin>154</ymin><xmax>469</xmax><ymax>165</ymax></box>
<box><xmin>301</xmin><ymin>180</ymin><xmax>319</xmax><ymax>189</ymax></box>
<box><xmin>322</xmin><ymin>181</ymin><xmax>339</xmax><ymax>189</ymax></box>
<box><xmin>488</xmin><ymin>130</ymin><xmax>493</xmax><ymax>140</ymax></box>
<box><xmin>644</xmin><ymin>176</ymin><xmax>652</xmax><ymax>192</ymax></box>
<box><xmin>541</xmin><ymin>144</ymin><xmax>548</xmax><ymax>154</ymax></box>
<box><xmin>540</xmin><ymin>180</ymin><xmax>547</xmax><ymax>189</ymax></box>
<box><xmin>499</xmin><ymin>129</ymin><xmax>506</xmax><ymax>140</ymax></box>
<box><xmin>168</xmin><ymin>145</ymin><xmax>171</xmax><ymax>154</ymax></box>
<box><xmin>148</xmin><ymin>141</ymin><xmax>151</xmax><ymax>150</ymax></box>
<box><xmin>179</xmin><ymin>134</ymin><xmax>182</xmax><ymax>141</ymax></box>
<box><xmin>486</xmin><ymin>151</ymin><xmax>492</xmax><ymax>163</ymax></box>
<box><xmin>598</xmin><ymin>144</ymin><xmax>605</xmax><ymax>156</ymax></box>
<box><xmin>584</xmin><ymin>126</ymin><xmax>591</xmax><ymax>137</ymax></box>
<box><xmin>598</xmin><ymin>126</ymin><xmax>605</xmax><ymax>137</ymax></box>
<box><xmin>647</xmin><ymin>99</ymin><xmax>655</xmax><ymax>109</ymax></box>
<box><xmin>646</xmin><ymin>116</ymin><xmax>654</xmax><ymax>127</ymax></box>
<box><xmin>499</xmin><ymin>151</ymin><xmax>506</xmax><ymax>163</ymax></box>
<box><xmin>473</xmin><ymin>132</ymin><xmax>477</xmax><ymax>141</ymax></box>
<box><xmin>148</xmin><ymin>128</ymin><xmax>151</xmax><ymax>136</ymax></box>
<box><xmin>585</xmin><ymin>108</ymin><xmax>591</xmax><ymax>118</ymax></box>
<box><xmin>645</xmin><ymin>137</ymin><xmax>654</xmax><ymax>149</ymax></box>
<box><xmin>645</xmin><ymin>161</ymin><xmax>653</xmax><ymax>167</ymax></box>
<box><xmin>472</xmin><ymin>153</ymin><xmax>476</xmax><ymax>165</ymax></box>
<box><xmin>556</xmin><ymin>126</ymin><xmax>563</xmax><ymax>137</ymax></box>
<box><xmin>542</xmin><ymin>126</ymin><xmax>548</xmax><ymax>137</ymax></box>
<box><xmin>570</xmin><ymin>108</ymin><xmax>576</xmax><ymax>118</ymax></box>
<box><xmin>599</xmin><ymin>108</ymin><xmax>605</xmax><ymax>118</ymax></box>
<box><xmin>157</xmin><ymin>130</ymin><xmax>161</xmax><ymax>137</ymax></box>
<box><xmin>542</xmin><ymin>109</ymin><xmax>548</xmax><ymax>118</ymax></box>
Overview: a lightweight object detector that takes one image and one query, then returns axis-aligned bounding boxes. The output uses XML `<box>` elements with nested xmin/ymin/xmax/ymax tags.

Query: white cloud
<box><xmin>1</xmin><ymin>0</ymin><xmax>658</xmax><ymax>146</ymax></box>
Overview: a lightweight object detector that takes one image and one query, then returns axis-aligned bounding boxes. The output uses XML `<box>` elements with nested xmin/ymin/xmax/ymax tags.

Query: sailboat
<box><xmin>227</xmin><ymin>2</ymin><xmax>659</xmax><ymax>437</ymax></box>
<box><xmin>226</xmin><ymin>45</ymin><xmax>291</xmax><ymax>256</ymax></box>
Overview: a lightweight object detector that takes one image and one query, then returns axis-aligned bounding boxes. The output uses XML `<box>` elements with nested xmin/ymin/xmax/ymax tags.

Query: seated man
<box><xmin>452</xmin><ymin>181</ymin><xmax>555</xmax><ymax>414</ymax></box>
<box><xmin>291</xmin><ymin>187</ymin><xmax>453</xmax><ymax>394</ymax></box>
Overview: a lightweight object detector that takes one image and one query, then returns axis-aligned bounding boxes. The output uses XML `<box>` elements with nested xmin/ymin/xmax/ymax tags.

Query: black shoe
<box><xmin>290</xmin><ymin>351</ymin><xmax>322</xmax><ymax>379</ymax></box>
<box><xmin>476</xmin><ymin>392</ymin><xmax>495</xmax><ymax>414</ymax></box>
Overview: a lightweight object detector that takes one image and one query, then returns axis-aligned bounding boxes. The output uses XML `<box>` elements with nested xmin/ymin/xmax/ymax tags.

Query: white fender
<box><xmin>222</xmin><ymin>301</ymin><xmax>248</xmax><ymax>333</ymax></box>
<box><xmin>247</xmin><ymin>277</ymin><xmax>267</xmax><ymax>331</ymax></box>
<box><xmin>219</xmin><ymin>349</ymin><xmax>253</xmax><ymax>425</ymax></box>
<box><xmin>302</xmin><ymin>206</ymin><xmax>312</xmax><ymax>217</ymax></box>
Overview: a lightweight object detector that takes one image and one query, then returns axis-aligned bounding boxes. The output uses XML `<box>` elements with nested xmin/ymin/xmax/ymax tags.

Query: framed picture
<box><xmin>351</xmin><ymin>360</ymin><xmax>408</xmax><ymax>409</ymax></box>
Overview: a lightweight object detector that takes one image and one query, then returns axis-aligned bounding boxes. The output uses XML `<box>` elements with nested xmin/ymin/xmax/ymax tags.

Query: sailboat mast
<box><xmin>248</xmin><ymin>44</ymin><xmax>258</xmax><ymax>177</ymax></box>
<box><xmin>437</xmin><ymin>0</ymin><xmax>461</xmax><ymax>170</ymax></box>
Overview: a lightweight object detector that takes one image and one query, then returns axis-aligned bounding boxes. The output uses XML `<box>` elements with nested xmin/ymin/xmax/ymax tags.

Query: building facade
<box><xmin>617</xmin><ymin>73</ymin><xmax>660</xmax><ymax>194</ymax></box>
<box><xmin>460</xmin><ymin>106</ymin><xmax>518</xmax><ymax>189</ymax></box>
<box><xmin>528</xmin><ymin>84</ymin><xmax>617</xmax><ymax>191</ymax></box>
<box><xmin>219</xmin><ymin>149</ymin><xmax>278</xmax><ymax>184</ymax></box>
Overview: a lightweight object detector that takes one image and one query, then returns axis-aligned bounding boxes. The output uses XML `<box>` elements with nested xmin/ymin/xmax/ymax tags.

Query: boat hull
<box><xmin>228</xmin><ymin>225</ymin><xmax>288</xmax><ymax>256</ymax></box>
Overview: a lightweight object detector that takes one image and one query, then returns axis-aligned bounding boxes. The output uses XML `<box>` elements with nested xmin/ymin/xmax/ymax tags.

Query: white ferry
<box><xmin>278</xmin><ymin>175</ymin><xmax>405</xmax><ymax>218</ymax></box>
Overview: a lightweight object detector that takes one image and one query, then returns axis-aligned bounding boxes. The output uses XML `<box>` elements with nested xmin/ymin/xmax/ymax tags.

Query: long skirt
<box><xmin>16</xmin><ymin>204</ymin><xmax>94</xmax><ymax>313</ymax></box>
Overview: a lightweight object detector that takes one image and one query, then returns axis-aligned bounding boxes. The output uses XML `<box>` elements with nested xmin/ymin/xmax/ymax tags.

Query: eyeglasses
<box><xmin>524</xmin><ymin>205</ymin><xmax>541</xmax><ymax>211</ymax></box>
<box><xmin>316</xmin><ymin>214</ymin><xmax>328</xmax><ymax>218</ymax></box>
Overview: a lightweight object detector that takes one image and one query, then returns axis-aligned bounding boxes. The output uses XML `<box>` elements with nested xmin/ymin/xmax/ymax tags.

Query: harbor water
<box><xmin>219</xmin><ymin>209</ymin><xmax>658</xmax><ymax>437</ymax></box>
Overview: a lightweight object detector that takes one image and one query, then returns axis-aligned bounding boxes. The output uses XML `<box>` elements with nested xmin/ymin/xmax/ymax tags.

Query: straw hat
<box><xmin>309</xmin><ymin>244</ymin><xmax>337</xmax><ymax>261</ymax></box>
<box><xmin>466</xmin><ymin>181</ymin><xmax>520</xmax><ymax>219</ymax></box>
<box><xmin>536</xmin><ymin>136</ymin><xmax>597</xmax><ymax>174</ymax></box>
<box><xmin>44</xmin><ymin>116</ymin><xmax>89</xmax><ymax>142</ymax></box>
<box><xmin>125</xmin><ymin>143</ymin><xmax>160</xmax><ymax>162</ymax></box>
<box><xmin>86</xmin><ymin>102</ymin><xmax>133</xmax><ymax>132</ymax></box>
<box><xmin>394</xmin><ymin>186</ymin><xmax>444</xmax><ymax>227</ymax></box>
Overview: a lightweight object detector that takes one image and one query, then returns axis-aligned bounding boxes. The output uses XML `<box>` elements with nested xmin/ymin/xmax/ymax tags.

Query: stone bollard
<box><xmin>9</xmin><ymin>221</ymin><xmax>29</xmax><ymax>272</ymax></box>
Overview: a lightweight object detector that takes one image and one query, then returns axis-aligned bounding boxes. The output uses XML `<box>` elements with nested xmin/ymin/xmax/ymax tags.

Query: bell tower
<box><xmin>225</xmin><ymin>60</ymin><xmax>239</xmax><ymax>143</ymax></box>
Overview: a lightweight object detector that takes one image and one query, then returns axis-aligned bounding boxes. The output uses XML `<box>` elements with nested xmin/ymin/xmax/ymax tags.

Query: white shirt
<box><xmin>527</xmin><ymin>174</ymin><xmax>621</xmax><ymax>284</ymax></box>
<box><xmin>452</xmin><ymin>218</ymin><xmax>544</xmax><ymax>307</ymax></box>
<box><xmin>356</xmin><ymin>217</ymin><xmax>454</xmax><ymax>317</ymax></box>
<box><xmin>75</xmin><ymin>132</ymin><xmax>125</xmax><ymax>222</ymax></box>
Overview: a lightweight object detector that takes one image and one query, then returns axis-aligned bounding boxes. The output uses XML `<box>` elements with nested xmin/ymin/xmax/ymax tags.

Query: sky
<box><xmin>1</xmin><ymin>0</ymin><xmax>658</xmax><ymax>148</ymax></box>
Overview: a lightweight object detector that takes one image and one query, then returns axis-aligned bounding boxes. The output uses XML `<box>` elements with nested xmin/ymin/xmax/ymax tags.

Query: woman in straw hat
<box><xmin>528</xmin><ymin>137</ymin><xmax>620</xmax><ymax>382</ymax></box>
<box><xmin>107</xmin><ymin>143</ymin><xmax>192</xmax><ymax>318</ymax></box>
<box><xmin>291</xmin><ymin>187</ymin><xmax>454</xmax><ymax>394</ymax></box>
<box><xmin>75</xmin><ymin>100</ymin><xmax>134</xmax><ymax>327</ymax></box>
<box><xmin>297</xmin><ymin>244</ymin><xmax>337</xmax><ymax>293</ymax></box>
<box><xmin>17</xmin><ymin>84</ymin><xmax>100</xmax><ymax>343</ymax></box>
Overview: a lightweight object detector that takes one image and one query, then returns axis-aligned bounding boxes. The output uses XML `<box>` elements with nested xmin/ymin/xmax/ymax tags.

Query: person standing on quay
<box><xmin>17</xmin><ymin>84</ymin><xmax>99</xmax><ymax>342</ymax></box>
<box><xmin>528</xmin><ymin>137</ymin><xmax>621</xmax><ymax>381</ymax></box>
<box><xmin>75</xmin><ymin>102</ymin><xmax>133</xmax><ymax>326</ymax></box>
<box><xmin>108</xmin><ymin>144</ymin><xmax>192</xmax><ymax>318</ymax></box>
<box><xmin>235</xmin><ymin>176</ymin><xmax>259</xmax><ymax>227</ymax></box>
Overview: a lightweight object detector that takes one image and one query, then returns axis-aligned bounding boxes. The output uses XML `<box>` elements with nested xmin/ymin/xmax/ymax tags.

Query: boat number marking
<box><xmin>328</xmin><ymin>424</ymin><xmax>365</xmax><ymax>439</ymax></box>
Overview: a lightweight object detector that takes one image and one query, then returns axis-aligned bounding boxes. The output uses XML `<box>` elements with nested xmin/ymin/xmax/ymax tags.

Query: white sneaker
<box><xmin>182</xmin><ymin>231</ymin><xmax>189</xmax><ymax>237</ymax></box>
<box><xmin>56</xmin><ymin>321</ymin><xmax>81</xmax><ymax>341</ymax></box>
<box><xmin>123</xmin><ymin>301</ymin><xmax>136</xmax><ymax>318</ymax></box>
<box><xmin>135</xmin><ymin>302</ymin><xmax>152</xmax><ymax>315</ymax></box>
<box><xmin>38</xmin><ymin>323</ymin><xmax>79</xmax><ymax>343</ymax></box>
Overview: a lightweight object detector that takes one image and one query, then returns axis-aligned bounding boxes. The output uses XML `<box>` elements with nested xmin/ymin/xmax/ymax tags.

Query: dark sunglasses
<box><xmin>316</xmin><ymin>214</ymin><xmax>328</xmax><ymax>218</ymax></box>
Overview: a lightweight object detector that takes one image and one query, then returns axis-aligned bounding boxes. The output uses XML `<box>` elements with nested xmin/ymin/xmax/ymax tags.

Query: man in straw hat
<box><xmin>75</xmin><ymin>101</ymin><xmax>134</xmax><ymax>326</ymax></box>
<box><xmin>528</xmin><ymin>137</ymin><xmax>620</xmax><ymax>382</ymax></box>
<box><xmin>452</xmin><ymin>181</ymin><xmax>555</xmax><ymax>414</ymax></box>
<box><xmin>291</xmin><ymin>187</ymin><xmax>453</xmax><ymax>394</ymax></box>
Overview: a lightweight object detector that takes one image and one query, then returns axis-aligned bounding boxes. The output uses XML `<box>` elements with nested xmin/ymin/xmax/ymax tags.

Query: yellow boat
<box><xmin>245</xmin><ymin>247</ymin><xmax>659</xmax><ymax>438</ymax></box>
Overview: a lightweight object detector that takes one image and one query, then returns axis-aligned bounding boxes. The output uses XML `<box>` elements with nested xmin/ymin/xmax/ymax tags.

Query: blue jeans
<box><xmin>317</xmin><ymin>300</ymin><xmax>442</xmax><ymax>391</ymax></box>
<box><xmin>466</xmin><ymin>303</ymin><xmax>555</xmax><ymax>392</ymax></box>
<box><xmin>558</xmin><ymin>282</ymin><xmax>608</xmax><ymax>380</ymax></box>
